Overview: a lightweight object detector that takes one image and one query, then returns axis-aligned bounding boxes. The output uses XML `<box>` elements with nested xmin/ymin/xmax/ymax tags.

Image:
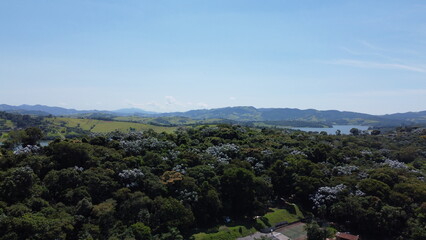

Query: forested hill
<box><xmin>0</xmin><ymin>125</ymin><xmax>425</xmax><ymax>239</ymax></box>
<box><xmin>0</xmin><ymin>104</ymin><xmax>155</xmax><ymax>116</ymax></box>
<box><xmin>0</xmin><ymin>104</ymin><xmax>110</xmax><ymax>116</ymax></box>
<box><xmin>2</xmin><ymin>104</ymin><xmax>426</xmax><ymax>126</ymax></box>
<box><xmin>164</xmin><ymin>106</ymin><xmax>376</xmax><ymax>121</ymax></box>
<box><xmin>160</xmin><ymin>106</ymin><xmax>419</xmax><ymax>126</ymax></box>
<box><xmin>382</xmin><ymin>110</ymin><xmax>426</xmax><ymax>122</ymax></box>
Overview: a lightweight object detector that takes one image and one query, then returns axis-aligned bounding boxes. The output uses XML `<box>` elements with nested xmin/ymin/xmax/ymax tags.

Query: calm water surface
<box><xmin>290</xmin><ymin>125</ymin><xmax>370</xmax><ymax>135</ymax></box>
<box><xmin>39</xmin><ymin>140</ymin><xmax>52</xmax><ymax>146</ymax></box>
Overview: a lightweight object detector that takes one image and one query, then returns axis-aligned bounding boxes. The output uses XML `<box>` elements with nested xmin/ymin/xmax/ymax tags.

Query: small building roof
<box><xmin>336</xmin><ymin>232</ymin><xmax>359</xmax><ymax>240</ymax></box>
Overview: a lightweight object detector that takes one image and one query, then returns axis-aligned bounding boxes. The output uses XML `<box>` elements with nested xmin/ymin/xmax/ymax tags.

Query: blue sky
<box><xmin>1</xmin><ymin>0</ymin><xmax>425</xmax><ymax>114</ymax></box>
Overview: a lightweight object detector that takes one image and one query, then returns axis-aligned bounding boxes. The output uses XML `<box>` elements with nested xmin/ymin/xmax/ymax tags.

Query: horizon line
<box><xmin>1</xmin><ymin>103</ymin><xmax>425</xmax><ymax>116</ymax></box>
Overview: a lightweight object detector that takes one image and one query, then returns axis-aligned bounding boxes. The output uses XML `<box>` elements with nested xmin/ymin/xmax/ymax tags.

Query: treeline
<box><xmin>0</xmin><ymin>111</ymin><xmax>45</xmax><ymax>129</ymax></box>
<box><xmin>0</xmin><ymin>125</ymin><xmax>425</xmax><ymax>239</ymax></box>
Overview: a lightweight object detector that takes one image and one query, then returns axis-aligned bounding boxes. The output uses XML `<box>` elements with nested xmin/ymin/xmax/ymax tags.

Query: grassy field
<box><xmin>0</xmin><ymin>133</ymin><xmax>7</xmax><ymax>142</ymax></box>
<box><xmin>193</xmin><ymin>225</ymin><xmax>257</xmax><ymax>240</ymax></box>
<box><xmin>46</xmin><ymin>117</ymin><xmax>177</xmax><ymax>134</ymax></box>
<box><xmin>113</xmin><ymin>116</ymin><xmax>234</xmax><ymax>126</ymax></box>
<box><xmin>0</xmin><ymin>119</ymin><xmax>15</xmax><ymax>130</ymax></box>
<box><xmin>113</xmin><ymin>116</ymin><xmax>198</xmax><ymax>125</ymax></box>
<box><xmin>259</xmin><ymin>205</ymin><xmax>304</xmax><ymax>227</ymax></box>
<box><xmin>3</xmin><ymin>119</ymin><xmax>14</xmax><ymax>128</ymax></box>
<box><xmin>0</xmin><ymin>119</ymin><xmax>14</xmax><ymax>142</ymax></box>
<box><xmin>193</xmin><ymin>206</ymin><xmax>304</xmax><ymax>240</ymax></box>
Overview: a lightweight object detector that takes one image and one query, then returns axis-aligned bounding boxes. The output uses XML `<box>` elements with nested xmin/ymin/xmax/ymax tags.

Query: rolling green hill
<box><xmin>46</xmin><ymin>117</ymin><xmax>177</xmax><ymax>134</ymax></box>
<box><xmin>161</xmin><ymin>106</ymin><xmax>410</xmax><ymax>127</ymax></box>
<box><xmin>2</xmin><ymin>104</ymin><xmax>426</xmax><ymax>128</ymax></box>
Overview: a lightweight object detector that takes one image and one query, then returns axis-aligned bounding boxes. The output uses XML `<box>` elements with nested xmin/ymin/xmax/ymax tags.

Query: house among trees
<box><xmin>327</xmin><ymin>232</ymin><xmax>360</xmax><ymax>240</ymax></box>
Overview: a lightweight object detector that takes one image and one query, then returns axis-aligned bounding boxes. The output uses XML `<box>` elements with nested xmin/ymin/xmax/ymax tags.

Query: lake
<box><xmin>39</xmin><ymin>140</ymin><xmax>52</xmax><ymax>146</ymax></box>
<box><xmin>290</xmin><ymin>125</ymin><xmax>370</xmax><ymax>135</ymax></box>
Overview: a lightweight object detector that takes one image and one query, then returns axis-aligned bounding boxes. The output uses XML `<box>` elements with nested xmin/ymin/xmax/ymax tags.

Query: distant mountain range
<box><xmin>0</xmin><ymin>104</ymin><xmax>154</xmax><ymax>116</ymax></box>
<box><xmin>159</xmin><ymin>106</ymin><xmax>426</xmax><ymax>126</ymax></box>
<box><xmin>1</xmin><ymin>104</ymin><xmax>426</xmax><ymax>127</ymax></box>
<box><xmin>112</xmin><ymin>108</ymin><xmax>157</xmax><ymax>115</ymax></box>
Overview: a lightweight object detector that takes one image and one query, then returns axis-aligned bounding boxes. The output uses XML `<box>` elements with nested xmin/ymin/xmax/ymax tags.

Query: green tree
<box><xmin>308</xmin><ymin>143</ymin><xmax>332</xmax><ymax>163</ymax></box>
<box><xmin>43</xmin><ymin>168</ymin><xmax>83</xmax><ymax>203</ymax></box>
<box><xmin>0</xmin><ymin>166</ymin><xmax>36</xmax><ymax>203</ymax></box>
<box><xmin>76</xmin><ymin>197</ymin><xmax>93</xmax><ymax>216</ymax></box>
<box><xmin>306</xmin><ymin>221</ymin><xmax>327</xmax><ymax>240</ymax></box>
<box><xmin>130</xmin><ymin>222</ymin><xmax>152</xmax><ymax>240</ymax></box>
<box><xmin>118</xmin><ymin>191</ymin><xmax>151</xmax><ymax>224</ymax></box>
<box><xmin>357</xmin><ymin>178</ymin><xmax>391</xmax><ymax>200</ymax></box>
<box><xmin>221</xmin><ymin>167</ymin><xmax>257</xmax><ymax>218</ymax></box>
<box><xmin>82</xmin><ymin>168</ymin><xmax>118</xmax><ymax>203</ymax></box>
<box><xmin>193</xmin><ymin>182</ymin><xmax>222</xmax><ymax>226</ymax></box>
<box><xmin>2</xmin><ymin>130</ymin><xmax>27</xmax><ymax>149</ymax></box>
<box><xmin>371</xmin><ymin>130</ymin><xmax>381</xmax><ymax>135</ymax></box>
<box><xmin>151</xmin><ymin>197</ymin><xmax>194</xmax><ymax>232</ymax></box>
<box><xmin>48</xmin><ymin>141</ymin><xmax>92</xmax><ymax>169</ymax></box>
<box><xmin>350</xmin><ymin>128</ymin><xmax>360</xmax><ymax>136</ymax></box>
<box><xmin>22</xmin><ymin>127</ymin><xmax>43</xmax><ymax>146</ymax></box>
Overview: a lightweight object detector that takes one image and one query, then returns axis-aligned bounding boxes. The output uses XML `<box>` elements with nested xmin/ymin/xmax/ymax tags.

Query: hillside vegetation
<box><xmin>0</xmin><ymin>123</ymin><xmax>425</xmax><ymax>240</ymax></box>
<box><xmin>3</xmin><ymin>104</ymin><xmax>426</xmax><ymax>127</ymax></box>
<box><xmin>46</xmin><ymin>117</ymin><xmax>177</xmax><ymax>134</ymax></box>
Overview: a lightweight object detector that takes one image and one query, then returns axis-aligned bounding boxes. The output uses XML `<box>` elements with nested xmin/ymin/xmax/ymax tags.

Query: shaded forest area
<box><xmin>0</xmin><ymin>123</ymin><xmax>425</xmax><ymax>240</ymax></box>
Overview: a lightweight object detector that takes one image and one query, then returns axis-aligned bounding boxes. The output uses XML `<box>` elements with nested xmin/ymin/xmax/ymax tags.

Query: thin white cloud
<box><xmin>196</xmin><ymin>102</ymin><xmax>209</xmax><ymax>108</ymax></box>
<box><xmin>340</xmin><ymin>47</ymin><xmax>364</xmax><ymax>56</ymax></box>
<box><xmin>359</xmin><ymin>40</ymin><xmax>383</xmax><ymax>51</ymax></box>
<box><xmin>143</xmin><ymin>102</ymin><xmax>162</xmax><ymax>108</ymax></box>
<box><xmin>58</xmin><ymin>102</ymin><xmax>69</xmax><ymax>107</ymax></box>
<box><xmin>339</xmin><ymin>46</ymin><xmax>397</xmax><ymax>60</ymax></box>
<box><xmin>346</xmin><ymin>89</ymin><xmax>426</xmax><ymax>97</ymax></box>
<box><xmin>363</xmin><ymin>40</ymin><xmax>422</xmax><ymax>56</ymax></box>
<box><xmin>327</xmin><ymin>59</ymin><xmax>426</xmax><ymax>73</ymax></box>
<box><xmin>165</xmin><ymin>96</ymin><xmax>178</xmax><ymax>105</ymax></box>
<box><xmin>122</xmin><ymin>97</ymin><xmax>208</xmax><ymax>112</ymax></box>
<box><xmin>123</xmin><ymin>99</ymin><xmax>158</xmax><ymax>109</ymax></box>
<box><xmin>229</xmin><ymin>96</ymin><xmax>237</xmax><ymax>101</ymax></box>
<box><xmin>341</xmin><ymin>40</ymin><xmax>419</xmax><ymax>62</ymax></box>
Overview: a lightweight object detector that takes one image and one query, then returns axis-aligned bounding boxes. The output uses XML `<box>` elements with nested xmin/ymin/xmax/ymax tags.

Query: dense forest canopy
<box><xmin>0</xmin><ymin>121</ymin><xmax>425</xmax><ymax>240</ymax></box>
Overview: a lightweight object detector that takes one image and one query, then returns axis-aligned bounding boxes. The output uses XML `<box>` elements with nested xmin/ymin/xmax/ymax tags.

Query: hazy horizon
<box><xmin>1</xmin><ymin>1</ymin><xmax>425</xmax><ymax>115</ymax></box>
<box><xmin>2</xmin><ymin>102</ymin><xmax>425</xmax><ymax>116</ymax></box>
